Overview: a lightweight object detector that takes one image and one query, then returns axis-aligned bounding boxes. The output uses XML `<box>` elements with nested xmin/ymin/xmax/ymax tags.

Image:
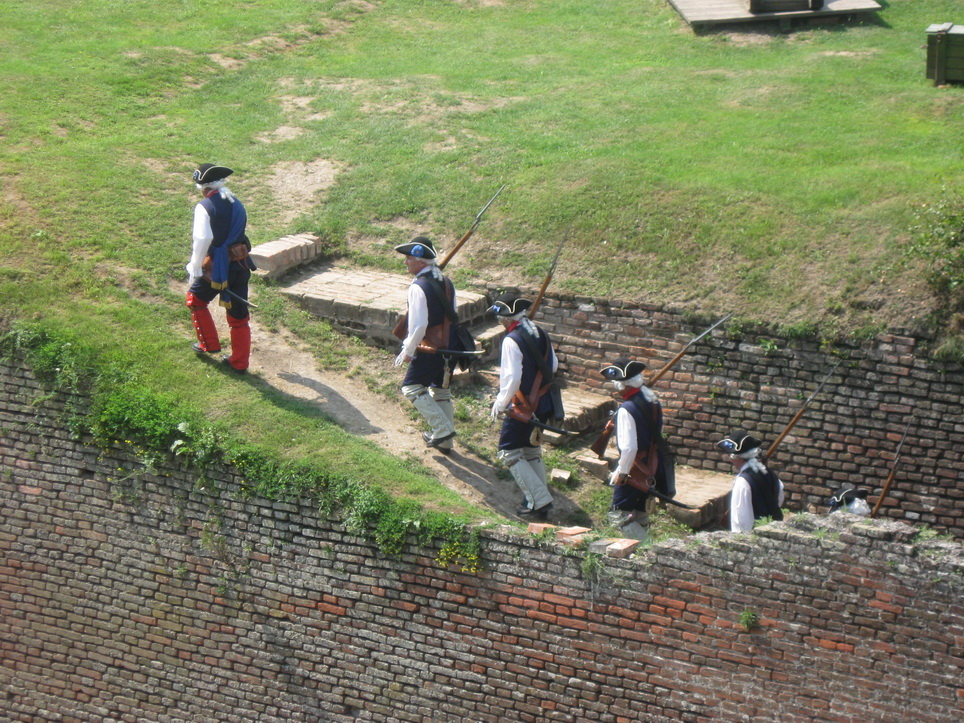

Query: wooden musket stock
<box><xmin>870</xmin><ymin>415</ymin><xmax>913</xmax><ymax>519</ymax></box>
<box><xmin>762</xmin><ymin>361</ymin><xmax>840</xmax><ymax>464</ymax></box>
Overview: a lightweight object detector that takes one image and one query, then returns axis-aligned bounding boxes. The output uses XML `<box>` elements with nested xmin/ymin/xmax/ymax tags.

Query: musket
<box><xmin>502</xmin><ymin>411</ymin><xmax>572</xmax><ymax>435</ymax></box>
<box><xmin>649</xmin><ymin>312</ymin><xmax>733</xmax><ymax>386</ymax></box>
<box><xmin>438</xmin><ymin>184</ymin><xmax>506</xmax><ymax>270</ymax></box>
<box><xmin>762</xmin><ymin>361</ymin><xmax>841</xmax><ymax>464</ymax></box>
<box><xmin>502</xmin><ymin>406</ymin><xmax>571</xmax><ymax>435</ymax></box>
<box><xmin>394</xmin><ymin>184</ymin><xmax>506</xmax><ymax>339</ymax></box>
<box><xmin>870</xmin><ymin>415</ymin><xmax>913</xmax><ymax>519</ymax></box>
<box><xmin>649</xmin><ymin>487</ymin><xmax>697</xmax><ymax>510</ymax></box>
<box><xmin>590</xmin><ymin>312</ymin><xmax>732</xmax><ymax>459</ymax></box>
<box><xmin>608</xmin><ymin>465</ymin><xmax>698</xmax><ymax>510</ymax></box>
<box><xmin>528</xmin><ymin>226</ymin><xmax>570</xmax><ymax>320</ymax></box>
<box><xmin>497</xmin><ymin>228</ymin><xmax>572</xmax><ymax>433</ymax></box>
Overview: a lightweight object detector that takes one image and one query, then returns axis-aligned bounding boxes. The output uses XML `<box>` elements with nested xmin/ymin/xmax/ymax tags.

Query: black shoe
<box><xmin>193</xmin><ymin>342</ymin><xmax>219</xmax><ymax>354</ymax></box>
<box><xmin>422</xmin><ymin>431</ymin><xmax>455</xmax><ymax>448</ymax></box>
<box><xmin>220</xmin><ymin>355</ymin><xmax>247</xmax><ymax>374</ymax></box>
<box><xmin>517</xmin><ymin>503</ymin><xmax>552</xmax><ymax>520</ymax></box>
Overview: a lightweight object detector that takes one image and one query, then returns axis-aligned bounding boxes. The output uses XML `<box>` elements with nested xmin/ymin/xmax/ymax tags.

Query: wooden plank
<box><xmin>667</xmin><ymin>0</ymin><xmax>880</xmax><ymax>27</ymax></box>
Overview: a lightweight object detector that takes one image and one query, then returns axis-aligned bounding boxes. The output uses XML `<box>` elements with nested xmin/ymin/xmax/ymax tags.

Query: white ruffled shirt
<box><xmin>186</xmin><ymin>201</ymin><xmax>215</xmax><ymax>279</ymax></box>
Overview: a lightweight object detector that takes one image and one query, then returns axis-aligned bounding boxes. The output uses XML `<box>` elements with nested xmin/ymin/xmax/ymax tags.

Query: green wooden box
<box><xmin>747</xmin><ymin>0</ymin><xmax>811</xmax><ymax>12</ymax></box>
<box><xmin>926</xmin><ymin>23</ymin><xmax>964</xmax><ymax>84</ymax></box>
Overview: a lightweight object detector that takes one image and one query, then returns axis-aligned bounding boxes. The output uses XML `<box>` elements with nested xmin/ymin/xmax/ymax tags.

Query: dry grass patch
<box><xmin>256</xmin><ymin>126</ymin><xmax>306</xmax><ymax>143</ymax></box>
<box><xmin>265</xmin><ymin>159</ymin><xmax>344</xmax><ymax>225</ymax></box>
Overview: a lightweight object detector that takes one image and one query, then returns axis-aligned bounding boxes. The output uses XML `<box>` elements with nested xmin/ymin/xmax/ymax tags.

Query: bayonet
<box><xmin>438</xmin><ymin>184</ymin><xmax>506</xmax><ymax>270</ymax></box>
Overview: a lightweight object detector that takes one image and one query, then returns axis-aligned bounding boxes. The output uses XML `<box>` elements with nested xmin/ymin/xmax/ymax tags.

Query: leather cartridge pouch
<box><xmin>227</xmin><ymin>242</ymin><xmax>249</xmax><ymax>262</ymax></box>
<box><xmin>623</xmin><ymin>468</ymin><xmax>654</xmax><ymax>495</ymax></box>
<box><xmin>619</xmin><ymin>445</ymin><xmax>659</xmax><ymax>494</ymax></box>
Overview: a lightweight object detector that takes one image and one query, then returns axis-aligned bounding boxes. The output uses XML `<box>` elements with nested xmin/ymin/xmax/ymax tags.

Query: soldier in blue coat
<box><xmin>489</xmin><ymin>293</ymin><xmax>560</xmax><ymax>519</ymax></box>
<box><xmin>185</xmin><ymin>163</ymin><xmax>255</xmax><ymax>373</ymax></box>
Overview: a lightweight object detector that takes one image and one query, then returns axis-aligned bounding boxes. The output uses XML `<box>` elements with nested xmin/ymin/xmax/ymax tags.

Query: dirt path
<box><xmin>208</xmin><ymin>303</ymin><xmax>580</xmax><ymax>523</ymax></box>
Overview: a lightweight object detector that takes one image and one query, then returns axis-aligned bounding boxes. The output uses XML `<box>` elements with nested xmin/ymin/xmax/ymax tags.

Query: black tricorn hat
<box><xmin>489</xmin><ymin>292</ymin><xmax>532</xmax><ymax>317</ymax></box>
<box><xmin>828</xmin><ymin>486</ymin><xmax>869</xmax><ymax>513</ymax></box>
<box><xmin>193</xmin><ymin>163</ymin><xmax>233</xmax><ymax>184</ymax></box>
<box><xmin>716</xmin><ymin>431</ymin><xmax>763</xmax><ymax>455</ymax></box>
<box><xmin>394</xmin><ymin>236</ymin><xmax>438</xmax><ymax>260</ymax></box>
<box><xmin>600</xmin><ymin>357</ymin><xmax>647</xmax><ymax>381</ymax></box>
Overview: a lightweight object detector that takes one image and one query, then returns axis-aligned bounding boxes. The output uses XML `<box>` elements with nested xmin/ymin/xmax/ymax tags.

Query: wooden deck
<box><xmin>667</xmin><ymin>0</ymin><xmax>881</xmax><ymax>28</ymax></box>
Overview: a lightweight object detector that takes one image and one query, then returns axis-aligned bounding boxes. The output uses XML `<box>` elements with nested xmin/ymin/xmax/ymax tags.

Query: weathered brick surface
<box><xmin>261</xmin><ymin>263</ymin><xmax>961</xmax><ymax>530</ymax></box>
<box><xmin>250</xmin><ymin>233</ymin><xmax>325</xmax><ymax>279</ymax></box>
<box><xmin>1</xmin><ymin>357</ymin><xmax>963</xmax><ymax>721</ymax></box>
<box><xmin>484</xmin><ymin>285</ymin><xmax>964</xmax><ymax>537</ymax></box>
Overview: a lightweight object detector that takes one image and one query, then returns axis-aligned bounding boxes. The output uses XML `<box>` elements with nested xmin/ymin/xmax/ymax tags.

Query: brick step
<box><xmin>253</xmin><ymin>239</ymin><xmax>614</xmax><ymax>435</ymax></box>
<box><xmin>276</xmin><ymin>262</ymin><xmax>490</xmax><ymax>350</ymax></box>
<box><xmin>574</xmin><ymin>447</ymin><xmax>733</xmax><ymax>530</ymax></box>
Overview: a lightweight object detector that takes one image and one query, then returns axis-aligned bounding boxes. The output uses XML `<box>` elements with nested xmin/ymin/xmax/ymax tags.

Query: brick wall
<box><xmin>1</xmin><ymin>358</ymin><xmax>962</xmax><ymax>722</ymax></box>
<box><xmin>488</xmin><ymin>286</ymin><xmax>964</xmax><ymax>537</ymax></box>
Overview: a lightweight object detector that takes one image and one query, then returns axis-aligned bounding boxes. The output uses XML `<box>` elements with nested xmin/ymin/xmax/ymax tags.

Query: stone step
<box><xmin>474</xmin><ymin>370</ymin><xmax>614</xmax><ymax>438</ymax></box>
<box><xmin>665</xmin><ymin>466</ymin><xmax>733</xmax><ymax>530</ymax></box>
<box><xmin>573</xmin><ymin>451</ymin><xmax>733</xmax><ymax>531</ymax></box>
<box><xmin>251</xmin><ymin>233</ymin><xmax>325</xmax><ymax>279</ymax></box>
<box><xmin>558</xmin><ymin>386</ymin><xmax>615</xmax><ymax>435</ymax></box>
<box><xmin>473</xmin><ymin>321</ymin><xmax>506</xmax><ymax>364</ymax></box>
<box><xmin>278</xmin><ymin>262</ymin><xmax>490</xmax><ymax>349</ymax></box>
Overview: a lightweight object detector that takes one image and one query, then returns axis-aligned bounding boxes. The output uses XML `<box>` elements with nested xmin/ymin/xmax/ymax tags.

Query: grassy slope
<box><xmin>0</xmin><ymin>0</ymin><xmax>961</xmax><ymax>518</ymax></box>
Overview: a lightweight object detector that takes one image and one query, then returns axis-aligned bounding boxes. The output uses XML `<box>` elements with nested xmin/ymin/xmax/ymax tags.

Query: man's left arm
<box><xmin>730</xmin><ymin>476</ymin><xmax>755</xmax><ymax>532</ymax></box>
<box><xmin>611</xmin><ymin>407</ymin><xmax>638</xmax><ymax>482</ymax></box>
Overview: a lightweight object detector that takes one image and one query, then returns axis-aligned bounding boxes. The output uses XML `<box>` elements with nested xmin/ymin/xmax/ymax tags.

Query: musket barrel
<box><xmin>763</xmin><ymin>361</ymin><xmax>840</xmax><ymax>463</ymax></box>
<box><xmin>438</xmin><ymin>184</ymin><xmax>505</xmax><ymax>270</ymax></box>
<box><xmin>648</xmin><ymin>313</ymin><xmax>732</xmax><ymax>386</ymax></box>
<box><xmin>529</xmin><ymin>227</ymin><xmax>570</xmax><ymax>319</ymax></box>
<box><xmin>870</xmin><ymin>416</ymin><xmax>913</xmax><ymax>518</ymax></box>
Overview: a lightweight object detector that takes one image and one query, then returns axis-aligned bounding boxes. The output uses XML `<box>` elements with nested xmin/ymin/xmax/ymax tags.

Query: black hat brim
<box><xmin>194</xmin><ymin>164</ymin><xmax>234</xmax><ymax>184</ymax></box>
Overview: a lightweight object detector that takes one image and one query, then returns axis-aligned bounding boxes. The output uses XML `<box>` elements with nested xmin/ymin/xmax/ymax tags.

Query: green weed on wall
<box><xmin>0</xmin><ymin>320</ymin><xmax>482</xmax><ymax>571</ymax></box>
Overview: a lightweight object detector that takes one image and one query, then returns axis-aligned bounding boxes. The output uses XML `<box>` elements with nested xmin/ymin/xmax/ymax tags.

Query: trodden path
<box><xmin>202</xmin><ymin>298</ymin><xmax>585</xmax><ymax>524</ymax></box>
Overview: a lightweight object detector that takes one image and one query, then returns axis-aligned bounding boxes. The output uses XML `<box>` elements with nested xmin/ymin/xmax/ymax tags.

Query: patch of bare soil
<box><xmin>265</xmin><ymin>159</ymin><xmax>343</xmax><ymax>225</ymax></box>
<box><xmin>199</xmin><ymin>293</ymin><xmax>583</xmax><ymax>524</ymax></box>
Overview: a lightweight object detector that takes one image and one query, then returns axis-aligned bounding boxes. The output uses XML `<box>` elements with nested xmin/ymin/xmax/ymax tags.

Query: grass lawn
<box><xmin>1</xmin><ymin>0</ymin><xmax>961</xmax><ymax>526</ymax></box>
